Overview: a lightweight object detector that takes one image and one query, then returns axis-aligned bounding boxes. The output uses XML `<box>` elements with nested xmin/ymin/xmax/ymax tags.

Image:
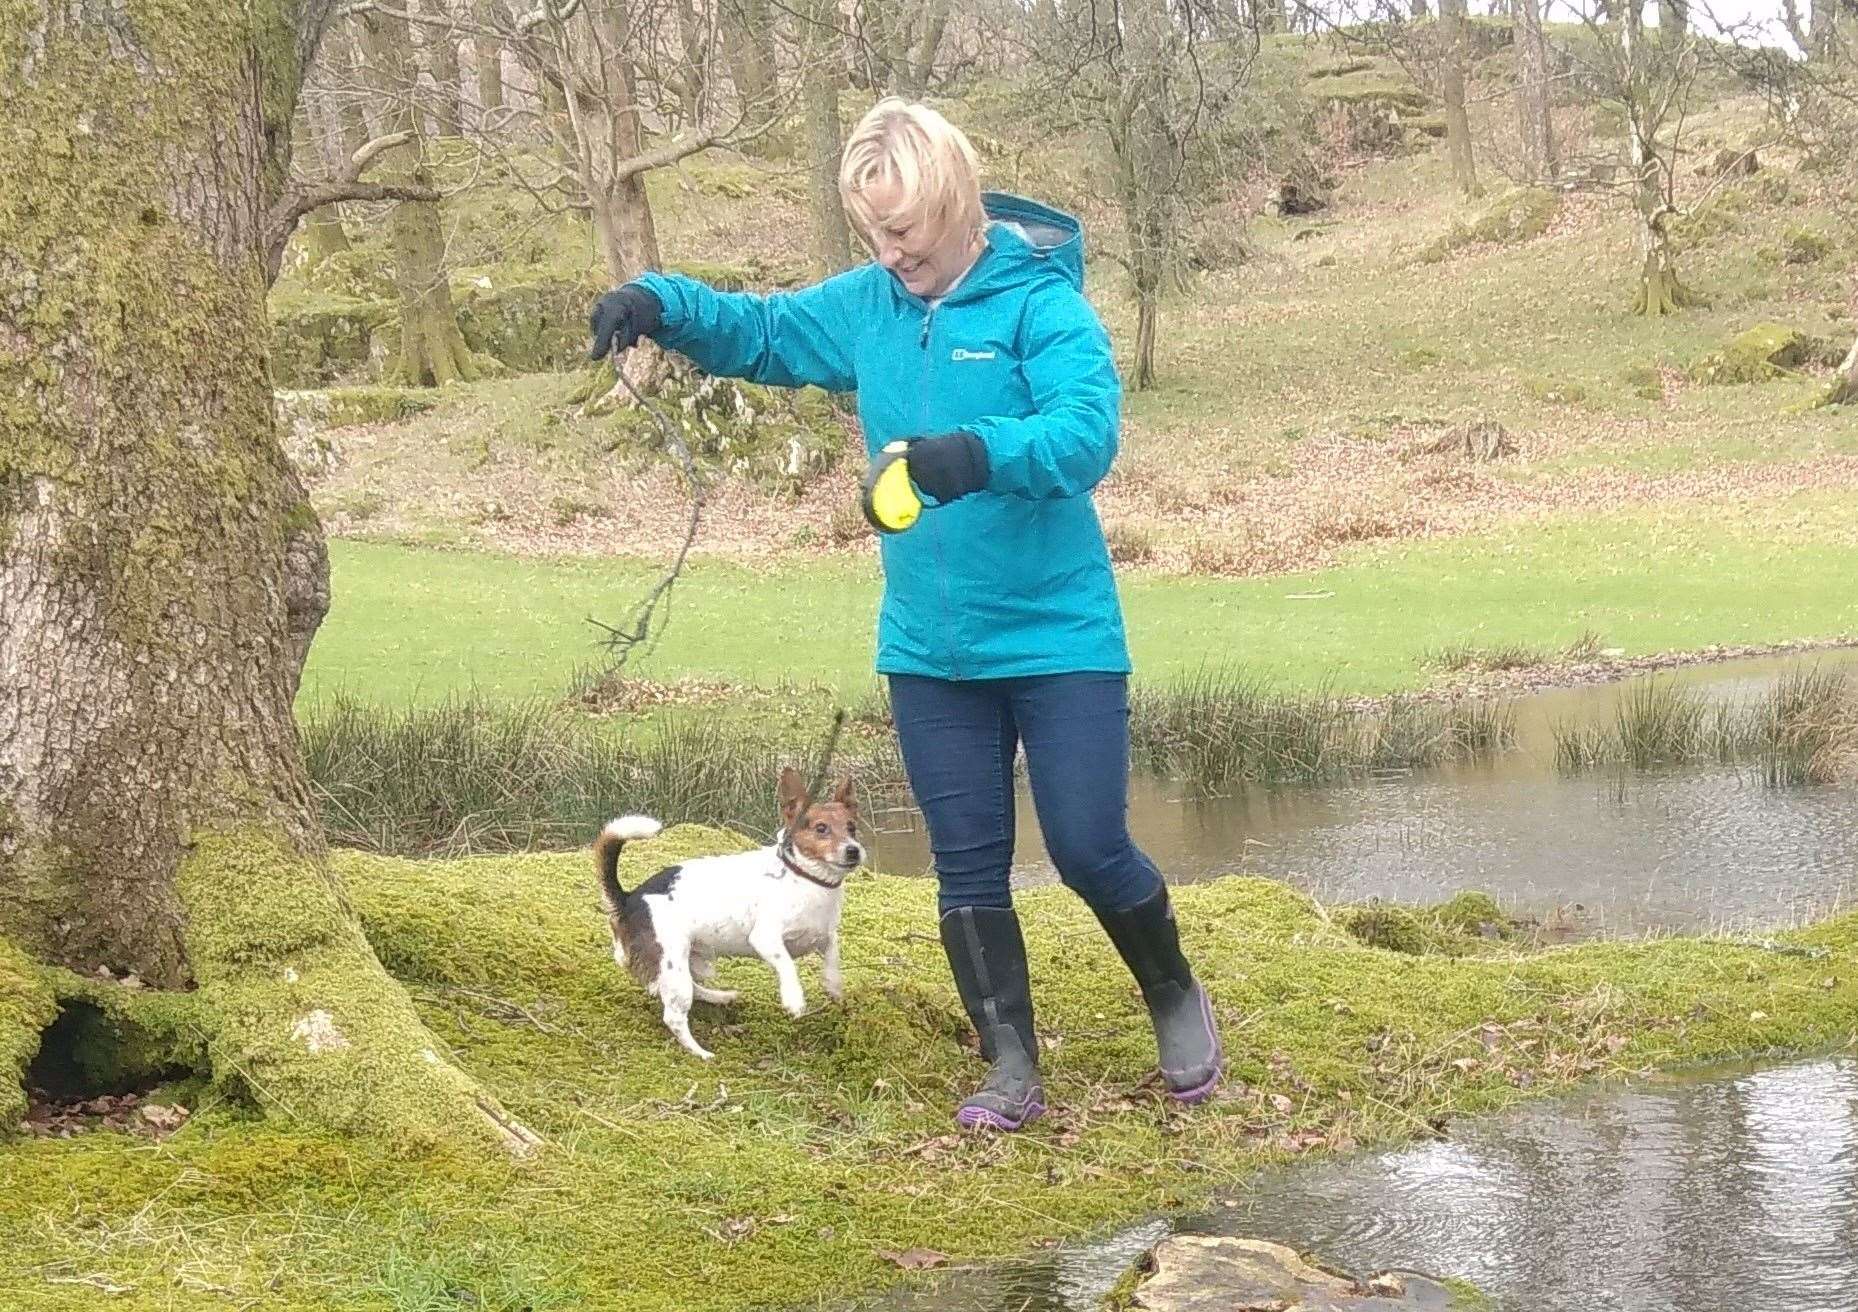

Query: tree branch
<box><xmin>350</xmin><ymin>128</ymin><xmax>416</xmax><ymax>173</ymax></box>
<box><xmin>607</xmin><ymin>130</ymin><xmax>722</xmax><ymax>184</ymax></box>
<box><xmin>261</xmin><ymin>131</ymin><xmax>434</xmax><ymax>283</ymax></box>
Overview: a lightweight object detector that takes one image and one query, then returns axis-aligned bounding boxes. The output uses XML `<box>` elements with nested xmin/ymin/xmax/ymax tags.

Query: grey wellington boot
<box><xmin>1094</xmin><ymin>886</ymin><xmax>1223</xmax><ymax>1102</ymax></box>
<box><xmin>939</xmin><ymin>905</ymin><xmax>1048</xmax><ymax>1131</ymax></box>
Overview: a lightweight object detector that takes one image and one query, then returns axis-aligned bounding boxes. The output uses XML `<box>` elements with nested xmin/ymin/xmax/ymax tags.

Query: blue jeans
<box><xmin>889</xmin><ymin>673</ymin><xmax>1165</xmax><ymax>915</ymax></box>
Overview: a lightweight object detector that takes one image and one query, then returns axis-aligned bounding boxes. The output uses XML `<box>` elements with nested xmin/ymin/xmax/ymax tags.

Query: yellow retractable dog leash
<box><xmin>861</xmin><ymin>440</ymin><xmax>923</xmax><ymax>534</ymax></box>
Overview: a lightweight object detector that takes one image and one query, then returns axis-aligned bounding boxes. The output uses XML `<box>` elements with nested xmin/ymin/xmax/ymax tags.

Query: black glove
<box><xmin>587</xmin><ymin>284</ymin><xmax>664</xmax><ymax>360</ymax></box>
<box><xmin>907</xmin><ymin>433</ymin><xmax>990</xmax><ymax>504</ymax></box>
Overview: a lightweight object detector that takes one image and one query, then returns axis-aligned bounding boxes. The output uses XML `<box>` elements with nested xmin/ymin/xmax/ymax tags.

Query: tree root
<box><xmin>1631</xmin><ymin>260</ymin><xmax>1709</xmax><ymax>317</ymax></box>
<box><xmin>172</xmin><ymin>829</ymin><xmax>541</xmax><ymax>1155</ymax></box>
<box><xmin>0</xmin><ymin>938</ymin><xmax>59</xmax><ymax>1132</ymax></box>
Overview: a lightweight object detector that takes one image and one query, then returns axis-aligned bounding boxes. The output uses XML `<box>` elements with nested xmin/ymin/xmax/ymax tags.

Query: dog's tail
<box><xmin>595</xmin><ymin>815</ymin><xmax>663</xmax><ymax>910</ymax></box>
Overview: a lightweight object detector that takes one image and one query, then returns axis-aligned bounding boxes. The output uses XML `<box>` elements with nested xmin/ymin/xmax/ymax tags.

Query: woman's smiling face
<box><xmin>859</xmin><ymin>177</ymin><xmax>980</xmax><ymax>299</ymax></box>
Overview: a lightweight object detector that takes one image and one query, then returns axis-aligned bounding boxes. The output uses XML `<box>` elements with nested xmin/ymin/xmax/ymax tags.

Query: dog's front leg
<box><xmin>750</xmin><ymin>926</ymin><xmax>808</xmax><ymax>1017</ymax></box>
<box><xmin>821</xmin><ymin>932</ymin><xmax>844</xmax><ymax>1003</ymax></box>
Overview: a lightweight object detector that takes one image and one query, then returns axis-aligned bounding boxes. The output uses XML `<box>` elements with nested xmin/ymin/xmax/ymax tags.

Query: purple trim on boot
<box><xmin>1163</xmin><ymin>985</ymin><xmax>1224</xmax><ymax>1105</ymax></box>
<box><xmin>956</xmin><ymin>1095</ymin><xmax>1047</xmax><ymax>1132</ymax></box>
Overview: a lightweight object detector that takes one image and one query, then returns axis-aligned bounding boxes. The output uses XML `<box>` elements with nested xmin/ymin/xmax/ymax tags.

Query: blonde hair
<box><xmin>839</xmin><ymin>98</ymin><xmax>984</xmax><ymax>249</ymax></box>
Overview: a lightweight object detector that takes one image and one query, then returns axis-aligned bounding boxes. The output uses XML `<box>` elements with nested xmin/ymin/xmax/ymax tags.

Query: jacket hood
<box><xmin>968</xmin><ymin>192</ymin><xmax>1087</xmax><ymax>294</ymax></box>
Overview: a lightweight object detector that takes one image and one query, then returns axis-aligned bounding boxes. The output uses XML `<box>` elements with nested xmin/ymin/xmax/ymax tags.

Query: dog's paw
<box><xmin>782</xmin><ymin>995</ymin><xmax>808</xmax><ymax>1018</ymax></box>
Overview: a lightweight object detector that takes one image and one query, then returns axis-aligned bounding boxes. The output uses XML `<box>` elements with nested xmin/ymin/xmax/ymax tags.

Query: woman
<box><xmin>587</xmin><ymin>98</ymin><xmax>1222</xmax><ymax>1131</ymax></box>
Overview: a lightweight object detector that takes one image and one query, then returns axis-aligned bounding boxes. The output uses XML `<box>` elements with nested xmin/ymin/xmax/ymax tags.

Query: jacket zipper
<box><xmin>917</xmin><ymin>301</ymin><xmax>963</xmax><ymax>681</ymax></box>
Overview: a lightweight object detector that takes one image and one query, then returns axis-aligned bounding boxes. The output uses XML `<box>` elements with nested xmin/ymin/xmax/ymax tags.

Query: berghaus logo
<box><xmin>950</xmin><ymin>347</ymin><xmax>997</xmax><ymax>362</ymax></box>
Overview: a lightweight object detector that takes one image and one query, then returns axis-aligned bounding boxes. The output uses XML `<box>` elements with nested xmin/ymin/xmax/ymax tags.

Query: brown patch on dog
<box><xmin>780</xmin><ymin>770</ymin><xmax>862</xmax><ymax>868</ymax></box>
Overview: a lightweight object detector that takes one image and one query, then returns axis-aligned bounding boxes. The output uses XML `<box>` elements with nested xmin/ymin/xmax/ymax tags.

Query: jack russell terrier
<box><xmin>595</xmin><ymin>768</ymin><xmax>863</xmax><ymax>1059</ymax></box>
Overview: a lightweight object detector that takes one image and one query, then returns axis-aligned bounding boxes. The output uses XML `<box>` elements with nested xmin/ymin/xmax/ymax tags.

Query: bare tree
<box><xmin>800</xmin><ymin>0</ymin><xmax>856</xmax><ymax>275</ymax></box>
<box><xmin>322</xmin><ymin>13</ymin><xmax>377</xmax><ymax>156</ymax></box>
<box><xmin>358</xmin><ymin>3</ymin><xmax>489</xmax><ymax>383</ymax></box>
<box><xmin>850</xmin><ymin>0</ymin><xmax>956</xmax><ymax>93</ymax></box>
<box><xmin>473</xmin><ymin>0</ymin><xmax>508</xmax><ymax>118</ymax></box>
<box><xmin>1007</xmin><ymin>0</ymin><xmax>1259</xmax><ymax>387</ymax></box>
<box><xmin>494</xmin><ymin>0</ymin><xmax>792</xmax><ymax>283</ymax></box>
<box><xmin>420</xmin><ymin>0</ymin><xmax>467</xmax><ymax>136</ymax></box>
<box><xmin>2</xmin><ymin>0</ymin><xmax>533</xmax><ymax>1151</ymax></box>
<box><xmin>725</xmin><ymin>0</ymin><xmax>778</xmax><ymax>105</ymax></box>
<box><xmin>1551</xmin><ymin>0</ymin><xmax>1707</xmax><ymax>313</ymax></box>
<box><xmin>1516</xmin><ymin>0</ymin><xmax>1556</xmax><ymax>181</ymax></box>
<box><xmin>1441</xmin><ymin>0</ymin><xmax>1480</xmax><ymax>193</ymax></box>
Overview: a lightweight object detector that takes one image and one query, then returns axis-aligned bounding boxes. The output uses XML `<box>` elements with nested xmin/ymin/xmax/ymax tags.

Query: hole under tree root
<box><xmin>21</xmin><ymin>1001</ymin><xmax>201</xmax><ymax>1139</ymax></box>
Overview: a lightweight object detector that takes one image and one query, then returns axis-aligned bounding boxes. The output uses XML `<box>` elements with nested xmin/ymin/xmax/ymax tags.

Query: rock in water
<box><xmin>1128</xmin><ymin>1235</ymin><xmax>1466</xmax><ymax>1311</ymax></box>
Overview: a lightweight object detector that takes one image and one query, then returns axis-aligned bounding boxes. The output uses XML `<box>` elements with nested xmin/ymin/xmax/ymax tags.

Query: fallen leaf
<box><xmin>898</xmin><ymin>1133</ymin><xmax>960</xmax><ymax>1158</ymax></box>
<box><xmin>138</xmin><ymin>1104</ymin><xmax>190</xmax><ymax>1134</ymax></box>
<box><xmin>877</xmin><ymin>1248</ymin><xmax>947</xmax><ymax>1271</ymax></box>
<box><xmin>1269</xmin><ymin>1093</ymin><xmax>1294</xmax><ymax>1114</ymax></box>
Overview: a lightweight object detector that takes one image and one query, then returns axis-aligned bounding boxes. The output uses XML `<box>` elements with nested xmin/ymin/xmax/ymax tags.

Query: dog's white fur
<box><xmin>596</xmin><ymin>806</ymin><xmax>861</xmax><ymax>1061</ymax></box>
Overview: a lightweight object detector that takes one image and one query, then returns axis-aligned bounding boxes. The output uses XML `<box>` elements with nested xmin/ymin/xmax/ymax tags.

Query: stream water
<box><xmin>852</xmin><ymin>1057</ymin><xmax>1858</xmax><ymax>1312</ymax></box>
<box><xmin>864</xmin><ymin>650</ymin><xmax>1858</xmax><ymax>936</ymax></box>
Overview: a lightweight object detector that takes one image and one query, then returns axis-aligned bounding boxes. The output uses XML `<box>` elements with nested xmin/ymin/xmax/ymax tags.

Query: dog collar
<box><xmin>777</xmin><ymin>845</ymin><xmax>846</xmax><ymax>890</ymax></box>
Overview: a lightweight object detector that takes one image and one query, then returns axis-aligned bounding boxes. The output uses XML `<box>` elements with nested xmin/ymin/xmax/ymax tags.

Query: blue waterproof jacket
<box><xmin>636</xmin><ymin>192</ymin><xmax>1130</xmax><ymax>681</ymax></box>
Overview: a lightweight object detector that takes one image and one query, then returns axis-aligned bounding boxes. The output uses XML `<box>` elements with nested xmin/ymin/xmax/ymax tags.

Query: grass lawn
<box><xmin>301</xmin><ymin>491</ymin><xmax>1858</xmax><ymax>708</ymax></box>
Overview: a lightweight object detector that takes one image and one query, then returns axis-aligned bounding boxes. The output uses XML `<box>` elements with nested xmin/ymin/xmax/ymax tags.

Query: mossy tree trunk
<box><xmin>904</xmin><ymin>0</ymin><xmax>952</xmax><ymax>94</ymax></box>
<box><xmin>0</xmin><ymin>0</ymin><xmax>531</xmax><ymax>1153</ymax></box>
<box><xmin>1440</xmin><ymin>0</ymin><xmax>1480</xmax><ymax>196</ymax></box>
<box><xmin>804</xmin><ymin>0</ymin><xmax>855</xmax><ymax>277</ymax></box>
<box><xmin>359</xmin><ymin>3</ymin><xmax>484</xmax><ymax>385</ymax></box>
<box><xmin>1621</xmin><ymin>1</ymin><xmax>1700</xmax><ymax>316</ymax></box>
<box><xmin>1515</xmin><ymin>0</ymin><xmax>1555</xmax><ymax>183</ymax></box>
<box><xmin>419</xmin><ymin>0</ymin><xmax>465</xmax><ymax>138</ymax></box>
<box><xmin>1104</xmin><ymin>0</ymin><xmax>1180</xmax><ymax>391</ymax></box>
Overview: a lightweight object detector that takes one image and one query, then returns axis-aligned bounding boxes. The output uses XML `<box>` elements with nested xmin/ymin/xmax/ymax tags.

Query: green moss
<box><xmin>32</xmin><ymin>968</ymin><xmax>210</xmax><ymax>1097</ymax></box>
<box><xmin>1688</xmin><ymin>323</ymin><xmax>1810</xmax><ymax>385</ymax></box>
<box><xmin>275</xmin><ymin>386</ymin><xmax>436</xmax><ymax>433</ymax></box>
<box><xmin>1430</xmin><ymin>891</ymin><xmax>1513</xmax><ymax>939</ymax></box>
<box><xmin>0</xmin><ymin>939</ymin><xmax>58</xmax><ymax>1133</ymax></box>
<box><xmin>1313</xmin><ymin>78</ymin><xmax>1430</xmax><ymax>112</ymax></box>
<box><xmin>1445</xmin><ymin>1275</ymin><xmax>1498</xmax><ymax>1310</ymax></box>
<box><xmin>1463</xmin><ymin>188</ymin><xmax>1558</xmax><ymax>245</ymax></box>
<box><xmin>454</xmin><ymin>271</ymin><xmax>594</xmax><ymax>374</ymax></box>
<box><xmin>266</xmin><ymin>293</ymin><xmax>395</xmax><ymax>388</ymax></box>
<box><xmin>1779</xmin><ymin>226</ymin><xmax>1833</xmax><ymax>266</ymax></box>
<box><xmin>6</xmin><ymin>829</ymin><xmax>1858</xmax><ymax>1308</ymax></box>
<box><xmin>1522</xmin><ymin>377</ymin><xmax>1589</xmax><ymax>405</ymax></box>
<box><xmin>175</xmin><ymin>829</ymin><xmax>519</xmax><ymax>1153</ymax></box>
<box><xmin>1418</xmin><ymin>188</ymin><xmax>1558</xmax><ymax>264</ymax></box>
<box><xmin>1337</xmin><ymin>891</ymin><xmax>1513</xmax><ymax>955</ymax></box>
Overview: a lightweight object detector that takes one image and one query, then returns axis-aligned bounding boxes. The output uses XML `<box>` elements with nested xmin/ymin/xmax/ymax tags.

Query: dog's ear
<box><xmin>778</xmin><ymin>766</ymin><xmax>806</xmax><ymax>824</ymax></box>
<box><xmin>833</xmin><ymin>775</ymin><xmax>857</xmax><ymax>808</ymax></box>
